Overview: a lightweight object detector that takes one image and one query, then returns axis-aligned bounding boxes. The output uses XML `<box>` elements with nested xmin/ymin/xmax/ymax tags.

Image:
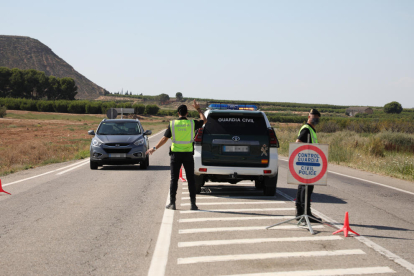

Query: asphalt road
<box><xmin>1</xmin><ymin>131</ymin><xmax>413</xmax><ymax>275</ymax></box>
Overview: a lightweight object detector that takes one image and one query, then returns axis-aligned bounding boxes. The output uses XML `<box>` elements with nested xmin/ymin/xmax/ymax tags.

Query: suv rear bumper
<box><xmin>194</xmin><ymin>146</ymin><xmax>278</xmax><ymax>178</ymax></box>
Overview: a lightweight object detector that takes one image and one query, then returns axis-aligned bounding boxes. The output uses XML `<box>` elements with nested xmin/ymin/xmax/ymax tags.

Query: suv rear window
<box><xmin>204</xmin><ymin>113</ymin><xmax>268</xmax><ymax>135</ymax></box>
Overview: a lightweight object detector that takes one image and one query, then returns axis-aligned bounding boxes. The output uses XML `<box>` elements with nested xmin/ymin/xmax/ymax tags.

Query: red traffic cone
<box><xmin>0</xmin><ymin>179</ymin><xmax>11</xmax><ymax>195</ymax></box>
<box><xmin>333</xmin><ymin>212</ymin><xmax>359</xmax><ymax>237</ymax></box>
<box><xmin>179</xmin><ymin>166</ymin><xmax>187</xmax><ymax>182</ymax></box>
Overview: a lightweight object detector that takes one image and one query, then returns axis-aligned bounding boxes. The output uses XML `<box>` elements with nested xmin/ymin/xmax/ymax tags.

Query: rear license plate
<box><xmin>223</xmin><ymin>146</ymin><xmax>249</xmax><ymax>152</ymax></box>
<box><xmin>109</xmin><ymin>153</ymin><xmax>126</xmax><ymax>158</ymax></box>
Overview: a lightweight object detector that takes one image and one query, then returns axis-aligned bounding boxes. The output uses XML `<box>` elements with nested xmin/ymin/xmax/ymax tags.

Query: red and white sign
<box><xmin>287</xmin><ymin>143</ymin><xmax>329</xmax><ymax>185</ymax></box>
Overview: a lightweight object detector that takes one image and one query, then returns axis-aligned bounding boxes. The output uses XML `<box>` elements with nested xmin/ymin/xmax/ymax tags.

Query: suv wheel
<box><xmin>255</xmin><ymin>179</ymin><xmax>264</xmax><ymax>189</ymax></box>
<box><xmin>90</xmin><ymin>161</ymin><xmax>98</xmax><ymax>170</ymax></box>
<box><xmin>263</xmin><ymin>174</ymin><xmax>278</xmax><ymax>196</ymax></box>
<box><xmin>195</xmin><ymin>175</ymin><xmax>205</xmax><ymax>194</ymax></box>
<box><xmin>140</xmin><ymin>155</ymin><xmax>149</xmax><ymax>169</ymax></box>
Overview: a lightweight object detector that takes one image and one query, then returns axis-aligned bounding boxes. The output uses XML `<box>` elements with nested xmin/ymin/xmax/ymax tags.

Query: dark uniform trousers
<box><xmin>296</xmin><ymin>184</ymin><xmax>314</xmax><ymax>211</ymax></box>
<box><xmin>170</xmin><ymin>152</ymin><xmax>196</xmax><ymax>204</ymax></box>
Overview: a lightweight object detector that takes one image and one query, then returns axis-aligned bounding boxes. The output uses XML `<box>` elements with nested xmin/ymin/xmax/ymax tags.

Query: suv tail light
<box><xmin>194</xmin><ymin>128</ymin><xmax>204</xmax><ymax>144</ymax></box>
<box><xmin>268</xmin><ymin>128</ymin><xmax>280</xmax><ymax>148</ymax></box>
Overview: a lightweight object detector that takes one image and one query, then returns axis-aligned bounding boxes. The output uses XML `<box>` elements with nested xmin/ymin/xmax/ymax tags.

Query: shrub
<box><xmin>54</xmin><ymin>101</ymin><xmax>69</xmax><ymax>113</ymax></box>
<box><xmin>85</xmin><ymin>102</ymin><xmax>102</xmax><ymax>114</ymax></box>
<box><xmin>0</xmin><ymin>105</ymin><xmax>6</xmax><ymax>118</ymax></box>
<box><xmin>145</xmin><ymin>104</ymin><xmax>160</xmax><ymax>115</ymax></box>
<box><xmin>384</xmin><ymin>101</ymin><xmax>403</xmax><ymax>114</ymax></box>
<box><xmin>20</xmin><ymin>100</ymin><xmax>37</xmax><ymax>111</ymax></box>
<box><xmin>4</xmin><ymin>98</ymin><xmax>21</xmax><ymax>110</ymax></box>
<box><xmin>132</xmin><ymin>104</ymin><xmax>145</xmax><ymax>115</ymax></box>
<box><xmin>67</xmin><ymin>102</ymin><xmax>86</xmax><ymax>114</ymax></box>
<box><xmin>36</xmin><ymin>101</ymin><xmax>54</xmax><ymax>112</ymax></box>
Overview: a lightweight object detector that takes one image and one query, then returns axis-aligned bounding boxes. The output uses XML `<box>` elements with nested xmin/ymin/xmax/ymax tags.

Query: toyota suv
<box><xmin>88</xmin><ymin>119</ymin><xmax>152</xmax><ymax>170</ymax></box>
<box><xmin>194</xmin><ymin>104</ymin><xmax>279</xmax><ymax>196</ymax></box>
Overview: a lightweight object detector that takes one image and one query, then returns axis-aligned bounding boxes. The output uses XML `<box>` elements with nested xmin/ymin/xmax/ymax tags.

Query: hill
<box><xmin>0</xmin><ymin>35</ymin><xmax>106</xmax><ymax>99</ymax></box>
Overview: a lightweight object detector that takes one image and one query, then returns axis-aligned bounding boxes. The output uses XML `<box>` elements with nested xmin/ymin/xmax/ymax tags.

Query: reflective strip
<box><xmin>171</xmin><ymin>120</ymin><xmax>176</xmax><ymax>142</ymax></box>
<box><xmin>190</xmin><ymin>120</ymin><xmax>194</xmax><ymax>142</ymax></box>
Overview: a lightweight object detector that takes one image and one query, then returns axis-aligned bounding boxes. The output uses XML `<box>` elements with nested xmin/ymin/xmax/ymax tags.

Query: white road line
<box><xmin>180</xmin><ymin>208</ymin><xmax>295</xmax><ymax>214</ymax></box>
<box><xmin>181</xmin><ymin>201</ymin><xmax>285</xmax><ymax>206</ymax></box>
<box><xmin>179</xmin><ymin>216</ymin><xmax>295</xmax><ymax>223</ymax></box>
<box><xmin>221</xmin><ymin>266</ymin><xmax>395</xmax><ymax>276</ymax></box>
<box><xmin>178</xmin><ymin>236</ymin><xmax>342</xmax><ymax>248</ymax></box>
<box><xmin>3</xmin><ymin>159</ymin><xmax>90</xmax><ymax>187</ymax></box>
<box><xmin>279</xmin><ymin>157</ymin><xmax>414</xmax><ymax>196</ymax></box>
<box><xmin>276</xmin><ymin>189</ymin><xmax>414</xmax><ymax>273</ymax></box>
<box><xmin>56</xmin><ymin>160</ymin><xmax>89</xmax><ymax>175</ymax></box>
<box><xmin>148</xmin><ymin>129</ymin><xmax>166</xmax><ymax>139</ymax></box>
<box><xmin>182</xmin><ymin>190</ymin><xmax>258</xmax><ymax>195</ymax></box>
<box><xmin>181</xmin><ymin>196</ymin><xmax>277</xmax><ymax>200</ymax></box>
<box><xmin>177</xmin><ymin>249</ymin><xmax>365</xmax><ymax>265</ymax></box>
<box><xmin>147</xmin><ymin>192</ymin><xmax>174</xmax><ymax>276</ymax></box>
<box><xmin>179</xmin><ymin>225</ymin><xmax>324</xmax><ymax>234</ymax></box>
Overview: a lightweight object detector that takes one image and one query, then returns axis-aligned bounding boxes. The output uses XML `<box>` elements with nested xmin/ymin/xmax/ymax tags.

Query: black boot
<box><xmin>166</xmin><ymin>199</ymin><xmax>176</xmax><ymax>210</ymax></box>
<box><xmin>295</xmin><ymin>204</ymin><xmax>303</xmax><ymax>220</ymax></box>
<box><xmin>190</xmin><ymin>199</ymin><xmax>198</xmax><ymax>210</ymax></box>
<box><xmin>307</xmin><ymin>204</ymin><xmax>322</xmax><ymax>223</ymax></box>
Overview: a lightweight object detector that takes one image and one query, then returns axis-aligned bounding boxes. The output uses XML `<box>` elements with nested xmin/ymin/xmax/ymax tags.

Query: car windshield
<box><xmin>97</xmin><ymin>122</ymin><xmax>141</xmax><ymax>135</ymax></box>
<box><xmin>204</xmin><ymin>113</ymin><xmax>268</xmax><ymax>135</ymax></box>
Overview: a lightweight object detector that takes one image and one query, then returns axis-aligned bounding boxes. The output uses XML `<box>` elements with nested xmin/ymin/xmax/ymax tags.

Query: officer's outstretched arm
<box><xmin>146</xmin><ymin>136</ymin><xmax>169</xmax><ymax>155</ymax></box>
<box><xmin>193</xmin><ymin>99</ymin><xmax>207</xmax><ymax>124</ymax></box>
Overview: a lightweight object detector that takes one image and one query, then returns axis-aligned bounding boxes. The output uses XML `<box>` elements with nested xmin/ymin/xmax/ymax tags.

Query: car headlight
<box><xmin>134</xmin><ymin>138</ymin><xmax>145</xmax><ymax>146</ymax></box>
<box><xmin>92</xmin><ymin>138</ymin><xmax>103</xmax><ymax>147</ymax></box>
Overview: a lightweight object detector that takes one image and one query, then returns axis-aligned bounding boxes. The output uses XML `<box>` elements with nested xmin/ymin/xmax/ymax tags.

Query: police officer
<box><xmin>295</xmin><ymin>109</ymin><xmax>322</xmax><ymax>223</ymax></box>
<box><xmin>146</xmin><ymin>100</ymin><xmax>207</xmax><ymax>210</ymax></box>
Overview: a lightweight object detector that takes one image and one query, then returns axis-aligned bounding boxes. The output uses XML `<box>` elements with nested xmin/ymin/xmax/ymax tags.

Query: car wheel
<box><xmin>263</xmin><ymin>174</ymin><xmax>278</xmax><ymax>196</ymax></box>
<box><xmin>255</xmin><ymin>179</ymin><xmax>264</xmax><ymax>189</ymax></box>
<box><xmin>90</xmin><ymin>161</ymin><xmax>98</xmax><ymax>170</ymax></box>
<box><xmin>140</xmin><ymin>155</ymin><xmax>149</xmax><ymax>169</ymax></box>
<box><xmin>195</xmin><ymin>175</ymin><xmax>205</xmax><ymax>194</ymax></box>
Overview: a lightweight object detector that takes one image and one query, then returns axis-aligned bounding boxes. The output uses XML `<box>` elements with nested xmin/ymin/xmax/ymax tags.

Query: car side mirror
<box><xmin>88</xmin><ymin>130</ymin><xmax>95</xmax><ymax>135</ymax></box>
<box><xmin>144</xmin><ymin>130</ymin><xmax>152</xmax><ymax>136</ymax></box>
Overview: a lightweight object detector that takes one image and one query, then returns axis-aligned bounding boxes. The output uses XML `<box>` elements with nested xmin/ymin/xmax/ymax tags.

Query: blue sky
<box><xmin>1</xmin><ymin>0</ymin><xmax>413</xmax><ymax>107</ymax></box>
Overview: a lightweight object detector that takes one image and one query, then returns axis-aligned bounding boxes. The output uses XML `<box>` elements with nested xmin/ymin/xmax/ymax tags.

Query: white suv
<box><xmin>193</xmin><ymin>104</ymin><xmax>279</xmax><ymax>196</ymax></box>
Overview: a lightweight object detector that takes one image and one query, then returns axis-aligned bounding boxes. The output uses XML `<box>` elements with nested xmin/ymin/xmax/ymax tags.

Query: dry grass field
<box><xmin>0</xmin><ymin>110</ymin><xmax>169</xmax><ymax>176</ymax></box>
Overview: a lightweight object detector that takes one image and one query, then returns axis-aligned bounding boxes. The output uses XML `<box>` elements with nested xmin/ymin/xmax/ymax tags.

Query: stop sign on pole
<box><xmin>287</xmin><ymin>143</ymin><xmax>329</xmax><ymax>185</ymax></box>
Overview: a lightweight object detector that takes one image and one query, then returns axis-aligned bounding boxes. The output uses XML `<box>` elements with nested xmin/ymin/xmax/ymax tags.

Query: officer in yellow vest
<box><xmin>295</xmin><ymin>109</ymin><xmax>322</xmax><ymax>223</ymax></box>
<box><xmin>146</xmin><ymin>100</ymin><xmax>207</xmax><ymax>210</ymax></box>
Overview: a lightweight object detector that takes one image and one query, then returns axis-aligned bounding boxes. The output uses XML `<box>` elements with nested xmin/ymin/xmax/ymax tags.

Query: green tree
<box><xmin>176</xmin><ymin>92</ymin><xmax>183</xmax><ymax>101</ymax></box>
<box><xmin>0</xmin><ymin>67</ymin><xmax>12</xmax><ymax>97</ymax></box>
<box><xmin>157</xmin><ymin>93</ymin><xmax>170</xmax><ymax>104</ymax></box>
<box><xmin>384</xmin><ymin>101</ymin><xmax>403</xmax><ymax>114</ymax></box>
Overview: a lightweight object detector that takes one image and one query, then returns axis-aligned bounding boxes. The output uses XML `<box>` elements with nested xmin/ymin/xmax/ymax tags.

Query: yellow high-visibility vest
<box><xmin>298</xmin><ymin>124</ymin><xmax>318</xmax><ymax>143</ymax></box>
<box><xmin>170</xmin><ymin>119</ymin><xmax>195</xmax><ymax>152</ymax></box>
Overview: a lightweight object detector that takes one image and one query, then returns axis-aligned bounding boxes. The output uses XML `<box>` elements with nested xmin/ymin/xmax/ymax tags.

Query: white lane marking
<box><xmin>182</xmin><ymin>190</ymin><xmax>258</xmax><ymax>195</ymax></box>
<box><xmin>147</xmin><ymin>192</ymin><xmax>174</xmax><ymax>276</ymax></box>
<box><xmin>179</xmin><ymin>216</ymin><xmax>295</xmax><ymax>223</ymax></box>
<box><xmin>222</xmin><ymin>266</ymin><xmax>395</xmax><ymax>276</ymax></box>
<box><xmin>181</xmin><ymin>201</ymin><xmax>285</xmax><ymax>206</ymax></box>
<box><xmin>148</xmin><ymin>129</ymin><xmax>166</xmax><ymax>139</ymax></box>
<box><xmin>3</xmin><ymin>159</ymin><xmax>90</xmax><ymax>187</ymax></box>
<box><xmin>177</xmin><ymin>249</ymin><xmax>365</xmax><ymax>264</ymax></box>
<box><xmin>179</xmin><ymin>225</ymin><xmax>324</xmax><ymax>234</ymax></box>
<box><xmin>276</xmin><ymin>189</ymin><xmax>414</xmax><ymax>273</ymax></box>
<box><xmin>279</xmin><ymin>157</ymin><xmax>414</xmax><ymax>196</ymax></box>
<box><xmin>178</xmin><ymin>235</ymin><xmax>343</xmax><ymax>248</ymax></box>
<box><xmin>56</xmin><ymin>160</ymin><xmax>89</xmax><ymax>175</ymax></box>
<box><xmin>181</xmin><ymin>196</ymin><xmax>278</xmax><ymax>200</ymax></box>
<box><xmin>180</xmin><ymin>208</ymin><xmax>295</xmax><ymax>214</ymax></box>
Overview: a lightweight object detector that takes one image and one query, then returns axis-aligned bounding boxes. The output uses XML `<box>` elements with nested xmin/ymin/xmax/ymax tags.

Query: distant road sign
<box><xmin>114</xmin><ymin>108</ymin><xmax>135</xmax><ymax>114</ymax></box>
<box><xmin>106</xmin><ymin>108</ymin><xmax>118</xmax><ymax>119</ymax></box>
<box><xmin>287</xmin><ymin>143</ymin><xmax>329</xmax><ymax>185</ymax></box>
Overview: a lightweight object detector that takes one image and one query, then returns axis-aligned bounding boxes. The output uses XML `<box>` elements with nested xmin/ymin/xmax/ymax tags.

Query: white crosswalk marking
<box><xmin>179</xmin><ymin>225</ymin><xmax>324</xmax><ymax>234</ymax></box>
<box><xmin>177</xmin><ymin>249</ymin><xmax>366</xmax><ymax>264</ymax></box>
<box><xmin>221</xmin><ymin>267</ymin><xmax>395</xmax><ymax>276</ymax></box>
<box><xmin>178</xmin><ymin>235</ymin><xmax>343</xmax><ymax>247</ymax></box>
<box><xmin>179</xmin><ymin>215</ymin><xmax>295</xmax><ymax>223</ymax></box>
<box><xmin>180</xmin><ymin>207</ymin><xmax>295</xmax><ymax>214</ymax></box>
<box><xmin>180</xmin><ymin>201</ymin><xmax>285</xmax><ymax>206</ymax></box>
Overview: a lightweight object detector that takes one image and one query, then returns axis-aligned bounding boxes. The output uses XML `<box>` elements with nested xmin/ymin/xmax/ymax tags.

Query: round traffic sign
<box><xmin>289</xmin><ymin>145</ymin><xmax>328</xmax><ymax>184</ymax></box>
<box><xmin>106</xmin><ymin>108</ymin><xmax>118</xmax><ymax>119</ymax></box>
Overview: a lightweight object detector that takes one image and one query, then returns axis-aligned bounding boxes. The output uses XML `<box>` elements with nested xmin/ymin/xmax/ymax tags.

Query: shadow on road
<box><xmin>100</xmin><ymin>165</ymin><xmax>170</xmax><ymax>171</ymax></box>
<box><xmin>277</xmin><ymin>187</ymin><xmax>348</xmax><ymax>204</ymax></box>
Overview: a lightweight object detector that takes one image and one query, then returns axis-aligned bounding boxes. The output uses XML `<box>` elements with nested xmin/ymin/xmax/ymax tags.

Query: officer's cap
<box><xmin>309</xmin><ymin>109</ymin><xmax>321</xmax><ymax>117</ymax></box>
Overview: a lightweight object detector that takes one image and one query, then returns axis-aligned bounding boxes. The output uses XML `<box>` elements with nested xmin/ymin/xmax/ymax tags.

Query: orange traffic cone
<box><xmin>179</xmin><ymin>166</ymin><xmax>186</xmax><ymax>182</ymax></box>
<box><xmin>0</xmin><ymin>179</ymin><xmax>11</xmax><ymax>195</ymax></box>
<box><xmin>333</xmin><ymin>212</ymin><xmax>359</xmax><ymax>237</ymax></box>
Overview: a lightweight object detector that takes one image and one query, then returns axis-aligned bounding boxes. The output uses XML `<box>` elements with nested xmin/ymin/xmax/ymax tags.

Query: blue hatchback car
<box><xmin>88</xmin><ymin>119</ymin><xmax>152</xmax><ymax>170</ymax></box>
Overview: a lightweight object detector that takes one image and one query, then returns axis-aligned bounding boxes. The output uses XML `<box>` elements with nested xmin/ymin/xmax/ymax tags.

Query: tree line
<box><xmin>0</xmin><ymin>67</ymin><xmax>78</xmax><ymax>100</ymax></box>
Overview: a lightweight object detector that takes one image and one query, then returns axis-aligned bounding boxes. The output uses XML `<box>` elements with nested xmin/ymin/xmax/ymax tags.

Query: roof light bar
<box><xmin>208</xmin><ymin>104</ymin><xmax>258</xmax><ymax>111</ymax></box>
